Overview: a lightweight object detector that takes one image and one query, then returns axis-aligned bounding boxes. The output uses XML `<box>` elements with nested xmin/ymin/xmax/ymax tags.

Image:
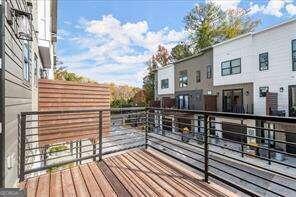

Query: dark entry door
<box><xmin>222</xmin><ymin>122</ymin><xmax>247</xmax><ymax>143</ymax></box>
<box><xmin>223</xmin><ymin>89</ymin><xmax>244</xmax><ymax>113</ymax></box>
<box><xmin>289</xmin><ymin>85</ymin><xmax>296</xmax><ymax>117</ymax></box>
<box><xmin>287</xmin><ymin>132</ymin><xmax>296</xmax><ymax>154</ymax></box>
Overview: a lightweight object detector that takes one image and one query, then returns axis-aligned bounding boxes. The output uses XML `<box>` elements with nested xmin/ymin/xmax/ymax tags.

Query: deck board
<box><xmin>20</xmin><ymin>149</ymin><xmax>233</xmax><ymax>197</ymax></box>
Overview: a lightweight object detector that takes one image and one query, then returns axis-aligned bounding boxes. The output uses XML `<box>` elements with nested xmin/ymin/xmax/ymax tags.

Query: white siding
<box><xmin>213</xmin><ymin>20</ymin><xmax>296</xmax><ymax>116</ymax></box>
<box><xmin>157</xmin><ymin>65</ymin><xmax>175</xmax><ymax>95</ymax></box>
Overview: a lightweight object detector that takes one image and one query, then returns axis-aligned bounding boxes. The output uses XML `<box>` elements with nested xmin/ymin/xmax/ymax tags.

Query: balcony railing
<box><xmin>19</xmin><ymin>107</ymin><xmax>296</xmax><ymax>196</ymax></box>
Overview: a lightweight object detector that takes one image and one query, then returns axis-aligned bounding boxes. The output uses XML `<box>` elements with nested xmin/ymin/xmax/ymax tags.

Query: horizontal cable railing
<box><xmin>146</xmin><ymin>107</ymin><xmax>296</xmax><ymax>197</ymax></box>
<box><xmin>19</xmin><ymin>108</ymin><xmax>146</xmax><ymax>180</ymax></box>
<box><xmin>19</xmin><ymin>107</ymin><xmax>296</xmax><ymax>196</ymax></box>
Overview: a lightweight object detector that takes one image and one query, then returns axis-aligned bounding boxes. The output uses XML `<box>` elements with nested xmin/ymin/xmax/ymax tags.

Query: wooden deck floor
<box><xmin>20</xmin><ymin>149</ymin><xmax>233</xmax><ymax>197</ymax></box>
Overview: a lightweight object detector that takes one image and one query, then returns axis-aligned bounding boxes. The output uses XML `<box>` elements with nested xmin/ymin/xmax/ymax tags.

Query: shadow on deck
<box><xmin>19</xmin><ymin>149</ymin><xmax>234</xmax><ymax>197</ymax></box>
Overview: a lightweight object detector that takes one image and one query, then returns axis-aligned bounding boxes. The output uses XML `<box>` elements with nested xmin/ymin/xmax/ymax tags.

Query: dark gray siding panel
<box><xmin>4</xmin><ymin>0</ymin><xmax>32</xmax><ymax>187</ymax></box>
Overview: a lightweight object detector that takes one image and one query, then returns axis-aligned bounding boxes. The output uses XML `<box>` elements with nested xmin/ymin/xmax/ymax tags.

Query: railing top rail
<box><xmin>148</xmin><ymin>107</ymin><xmax>296</xmax><ymax>123</ymax></box>
<box><xmin>21</xmin><ymin>107</ymin><xmax>146</xmax><ymax>116</ymax></box>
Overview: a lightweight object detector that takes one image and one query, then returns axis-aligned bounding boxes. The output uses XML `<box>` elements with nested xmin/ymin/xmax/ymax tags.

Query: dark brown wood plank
<box><xmin>71</xmin><ymin>166</ymin><xmax>90</xmax><ymax>197</ymax></box>
<box><xmin>106</xmin><ymin>157</ymin><xmax>152</xmax><ymax>196</ymax></box>
<box><xmin>88</xmin><ymin>162</ymin><xmax>117</xmax><ymax>197</ymax></box>
<box><xmin>25</xmin><ymin>177</ymin><xmax>38</xmax><ymax>197</ymax></box>
<box><xmin>36</xmin><ymin>174</ymin><xmax>50</xmax><ymax>197</ymax></box>
<box><xmin>61</xmin><ymin>169</ymin><xmax>76</xmax><ymax>197</ymax></box>
<box><xmin>97</xmin><ymin>161</ymin><xmax>131</xmax><ymax>197</ymax></box>
<box><xmin>118</xmin><ymin>154</ymin><xmax>171</xmax><ymax>197</ymax></box>
<box><xmin>127</xmin><ymin>152</ymin><xmax>197</xmax><ymax>196</ymax></box>
<box><xmin>50</xmin><ymin>171</ymin><xmax>63</xmax><ymax>197</ymax></box>
<box><xmin>79</xmin><ymin>164</ymin><xmax>104</xmax><ymax>197</ymax></box>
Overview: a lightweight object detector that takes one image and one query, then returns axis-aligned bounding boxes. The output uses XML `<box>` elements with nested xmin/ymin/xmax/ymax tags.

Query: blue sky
<box><xmin>57</xmin><ymin>0</ymin><xmax>296</xmax><ymax>87</ymax></box>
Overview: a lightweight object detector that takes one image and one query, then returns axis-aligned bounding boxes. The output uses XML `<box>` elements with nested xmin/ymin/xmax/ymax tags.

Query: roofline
<box><xmin>174</xmin><ymin>46</ymin><xmax>212</xmax><ymax>64</ymax></box>
<box><xmin>156</xmin><ymin>63</ymin><xmax>174</xmax><ymax>71</ymax></box>
<box><xmin>213</xmin><ymin>17</ymin><xmax>296</xmax><ymax>48</ymax></box>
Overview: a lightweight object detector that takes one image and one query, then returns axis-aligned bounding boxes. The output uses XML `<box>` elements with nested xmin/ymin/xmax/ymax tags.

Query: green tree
<box><xmin>170</xmin><ymin>42</ymin><xmax>193</xmax><ymax>61</ymax></box>
<box><xmin>143</xmin><ymin>60</ymin><xmax>156</xmax><ymax>105</ymax></box>
<box><xmin>54</xmin><ymin>66</ymin><xmax>94</xmax><ymax>83</ymax></box>
<box><xmin>184</xmin><ymin>3</ymin><xmax>259</xmax><ymax>52</ymax></box>
<box><xmin>152</xmin><ymin>45</ymin><xmax>172</xmax><ymax>66</ymax></box>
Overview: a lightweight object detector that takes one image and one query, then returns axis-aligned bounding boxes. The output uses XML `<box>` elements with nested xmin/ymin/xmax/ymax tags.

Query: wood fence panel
<box><xmin>38</xmin><ymin>79</ymin><xmax>110</xmax><ymax>146</ymax></box>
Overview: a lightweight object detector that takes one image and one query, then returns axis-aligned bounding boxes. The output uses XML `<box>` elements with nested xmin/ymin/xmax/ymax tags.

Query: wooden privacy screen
<box><xmin>38</xmin><ymin>79</ymin><xmax>110</xmax><ymax>146</ymax></box>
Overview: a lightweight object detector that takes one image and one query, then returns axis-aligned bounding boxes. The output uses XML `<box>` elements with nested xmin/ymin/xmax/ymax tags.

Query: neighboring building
<box><xmin>213</xmin><ymin>18</ymin><xmax>296</xmax><ymax>153</ymax></box>
<box><xmin>155</xmin><ymin>64</ymin><xmax>175</xmax><ymax>107</ymax></box>
<box><xmin>174</xmin><ymin>47</ymin><xmax>216</xmax><ymax>111</ymax></box>
<box><xmin>213</xmin><ymin>19</ymin><xmax>296</xmax><ymax>117</ymax></box>
<box><xmin>0</xmin><ymin>0</ymin><xmax>57</xmax><ymax>187</ymax></box>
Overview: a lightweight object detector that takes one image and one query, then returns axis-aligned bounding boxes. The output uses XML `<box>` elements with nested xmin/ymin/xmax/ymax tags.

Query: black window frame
<box><xmin>292</xmin><ymin>39</ymin><xmax>296</xmax><ymax>71</ymax></box>
<box><xmin>22</xmin><ymin>40</ymin><xmax>31</xmax><ymax>83</ymax></box>
<box><xmin>177</xmin><ymin>95</ymin><xmax>189</xmax><ymax>109</ymax></box>
<box><xmin>179</xmin><ymin>70</ymin><xmax>188</xmax><ymax>87</ymax></box>
<box><xmin>207</xmin><ymin>65</ymin><xmax>212</xmax><ymax>78</ymax></box>
<box><xmin>196</xmin><ymin>70</ymin><xmax>201</xmax><ymax>83</ymax></box>
<box><xmin>221</xmin><ymin>58</ymin><xmax>241</xmax><ymax>76</ymax></box>
<box><xmin>259</xmin><ymin>86</ymin><xmax>269</xmax><ymax>97</ymax></box>
<box><xmin>160</xmin><ymin>78</ymin><xmax>169</xmax><ymax>89</ymax></box>
<box><xmin>259</xmin><ymin>52</ymin><xmax>268</xmax><ymax>71</ymax></box>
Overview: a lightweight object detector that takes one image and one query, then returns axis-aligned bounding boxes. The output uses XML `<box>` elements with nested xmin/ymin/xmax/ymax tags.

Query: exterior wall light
<box><xmin>279</xmin><ymin>87</ymin><xmax>284</xmax><ymax>92</ymax></box>
<box><xmin>245</xmin><ymin>91</ymin><xmax>249</xmax><ymax>96</ymax></box>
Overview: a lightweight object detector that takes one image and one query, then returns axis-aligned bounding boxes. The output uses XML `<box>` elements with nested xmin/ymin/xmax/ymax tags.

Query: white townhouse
<box><xmin>156</xmin><ymin>64</ymin><xmax>175</xmax><ymax>104</ymax></box>
<box><xmin>213</xmin><ymin>18</ymin><xmax>296</xmax><ymax>117</ymax></box>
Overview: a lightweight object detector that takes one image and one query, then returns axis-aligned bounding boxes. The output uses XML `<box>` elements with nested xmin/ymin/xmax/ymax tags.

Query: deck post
<box><xmin>145</xmin><ymin>110</ymin><xmax>148</xmax><ymax>149</ymax></box>
<box><xmin>204</xmin><ymin>114</ymin><xmax>209</xmax><ymax>183</ymax></box>
<box><xmin>19</xmin><ymin>113</ymin><xmax>26</xmax><ymax>181</ymax></box>
<box><xmin>99</xmin><ymin>111</ymin><xmax>103</xmax><ymax>161</ymax></box>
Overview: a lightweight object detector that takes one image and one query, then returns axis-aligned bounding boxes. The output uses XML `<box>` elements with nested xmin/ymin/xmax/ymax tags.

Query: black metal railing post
<box><xmin>99</xmin><ymin>111</ymin><xmax>103</xmax><ymax>161</ymax></box>
<box><xmin>19</xmin><ymin>113</ymin><xmax>26</xmax><ymax>181</ymax></box>
<box><xmin>145</xmin><ymin>110</ymin><xmax>148</xmax><ymax>149</ymax></box>
<box><xmin>204</xmin><ymin>114</ymin><xmax>209</xmax><ymax>183</ymax></box>
<box><xmin>93</xmin><ymin>142</ymin><xmax>96</xmax><ymax>162</ymax></box>
<box><xmin>268</xmin><ymin>128</ymin><xmax>271</xmax><ymax>165</ymax></box>
<box><xmin>241</xmin><ymin>119</ymin><xmax>244</xmax><ymax>158</ymax></box>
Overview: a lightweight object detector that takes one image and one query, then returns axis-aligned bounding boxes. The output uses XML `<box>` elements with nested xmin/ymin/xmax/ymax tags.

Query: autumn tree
<box><xmin>152</xmin><ymin>45</ymin><xmax>172</xmax><ymax>66</ymax></box>
<box><xmin>184</xmin><ymin>3</ymin><xmax>259</xmax><ymax>52</ymax></box>
<box><xmin>170</xmin><ymin>42</ymin><xmax>193</xmax><ymax>61</ymax></box>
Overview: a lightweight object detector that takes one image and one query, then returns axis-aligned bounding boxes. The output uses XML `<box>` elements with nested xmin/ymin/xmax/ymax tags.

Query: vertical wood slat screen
<box><xmin>38</xmin><ymin>79</ymin><xmax>110</xmax><ymax>146</ymax></box>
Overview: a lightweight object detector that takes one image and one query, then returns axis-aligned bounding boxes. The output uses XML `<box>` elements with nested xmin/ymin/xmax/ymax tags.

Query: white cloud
<box><xmin>286</xmin><ymin>3</ymin><xmax>296</xmax><ymax>15</ymax></box>
<box><xmin>208</xmin><ymin>0</ymin><xmax>241</xmax><ymax>11</ymax></box>
<box><xmin>248</xmin><ymin>0</ymin><xmax>294</xmax><ymax>17</ymax></box>
<box><xmin>60</xmin><ymin>15</ymin><xmax>185</xmax><ymax>86</ymax></box>
<box><xmin>263</xmin><ymin>0</ymin><xmax>285</xmax><ymax>17</ymax></box>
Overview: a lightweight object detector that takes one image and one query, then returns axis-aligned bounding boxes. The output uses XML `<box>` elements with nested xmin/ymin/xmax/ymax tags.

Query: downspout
<box><xmin>0</xmin><ymin>0</ymin><xmax>5</xmax><ymax>188</ymax></box>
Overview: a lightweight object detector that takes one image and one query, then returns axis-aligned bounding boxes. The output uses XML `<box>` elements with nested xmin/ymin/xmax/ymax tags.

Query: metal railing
<box><xmin>19</xmin><ymin>108</ymin><xmax>146</xmax><ymax>181</ymax></box>
<box><xmin>19</xmin><ymin>107</ymin><xmax>296</xmax><ymax>196</ymax></box>
<box><xmin>146</xmin><ymin>108</ymin><xmax>296</xmax><ymax>197</ymax></box>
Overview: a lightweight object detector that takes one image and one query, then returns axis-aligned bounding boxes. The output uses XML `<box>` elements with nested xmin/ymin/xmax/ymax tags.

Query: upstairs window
<box><xmin>259</xmin><ymin>52</ymin><xmax>268</xmax><ymax>71</ymax></box>
<box><xmin>179</xmin><ymin>70</ymin><xmax>188</xmax><ymax>87</ymax></box>
<box><xmin>207</xmin><ymin>65</ymin><xmax>212</xmax><ymax>78</ymax></box>
<box><xmin>221</xmin><ymin>58</ymin><xmax>241</xmax><ymax>76</ymax></box>
<box><xmin>293</xmin><ymin>39</ymin><xmax>296</xmax><ymax>71</ymax></box>
<box><xmin>161</xmin><ymin>79</ymin><xmax>169</xmax><ymax>89</ymax></box>
<box><xmin>178</xmin><ymin>95</ymin><xmax>189</xmax><ymax>109</ymax></box>
<box><xmin>22</xmin><ymin>41</ymin><xmax>30</xmax><ymax>82</ymax></box>
<box><xmin>196</xmin><ymin>71</ymin><xmax>201</xmax><ymax>83</ymax></box>
<box><xmin>259</xmin><ymin>86</ymin><xmax>269</xmax><ymax>97</ymax></box>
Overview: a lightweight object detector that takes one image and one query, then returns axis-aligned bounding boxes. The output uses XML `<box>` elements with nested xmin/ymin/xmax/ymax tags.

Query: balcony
<box><xmin>18</xmin><ymin>108</ymin><xmax>296</xmax><ymax>196</ymax></box>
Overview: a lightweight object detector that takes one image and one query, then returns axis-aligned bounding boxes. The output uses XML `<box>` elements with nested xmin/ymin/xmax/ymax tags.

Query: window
<box><xmin>221</xmin><ymin>58</ymin><xmax>241</xmax><ymax>76</ymax></box>
<box><xmin>22</xmin><ymin>41</ymin><xmax>30</xmax><ymax>82</ymax></box>
<box><xmin>179</xmin><ymin>70</ymin><xmax>188</xmax><ymax>87</ymax></box>
<box><xmin>178</xmin><ymin>95</ymin><xmax>189</xmax><ymax>109</ymax></box>
<box><xmin>196</xmin><ymin>71</ymin><xmax>201</xmax><ymax>83</ymax></box>
<box><xmin>293</xmin><ymin>39</ymin><xmax>296</xmax><ymax>71</ymax></box>
<box><xmin>259</xmin><ymin>86</ymin><xmax>269</xmax><ymax>97</ymax></box>
<box><xmin>161</xmin><ymin>79</ymin><xmax>169</xmax><ymax>89</ymax></box>
<box><xmin>207</xmin><ymin>65</ymin><xmax>212</xmax><ymax>78</ymax></box>
<box><xmin>259</xmin><ymin>52</ymin><xmax>268</xmax><ymax>71</ymax></box>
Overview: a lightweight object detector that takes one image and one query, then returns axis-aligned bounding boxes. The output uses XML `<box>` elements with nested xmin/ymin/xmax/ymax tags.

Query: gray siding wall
<box><xmin>4</xmin><ymin>0</ymin><xmax>34</xmax><ymax>187</ymax></box>
<box><xmin>174</xmin><ymin>49</ymin><xmax>215</xmax><ymax>110</ymax></box>
<box><xmin>175</xmin><ymin>49</ymin><xmax>214</xmax><ymax>94</ymax></box>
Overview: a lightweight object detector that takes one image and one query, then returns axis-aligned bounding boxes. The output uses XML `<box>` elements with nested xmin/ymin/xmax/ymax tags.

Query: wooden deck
<box><xmin>20</xmin><ymin>149</ymin><xmax>233</xmax><ymax>197</ymax></box>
